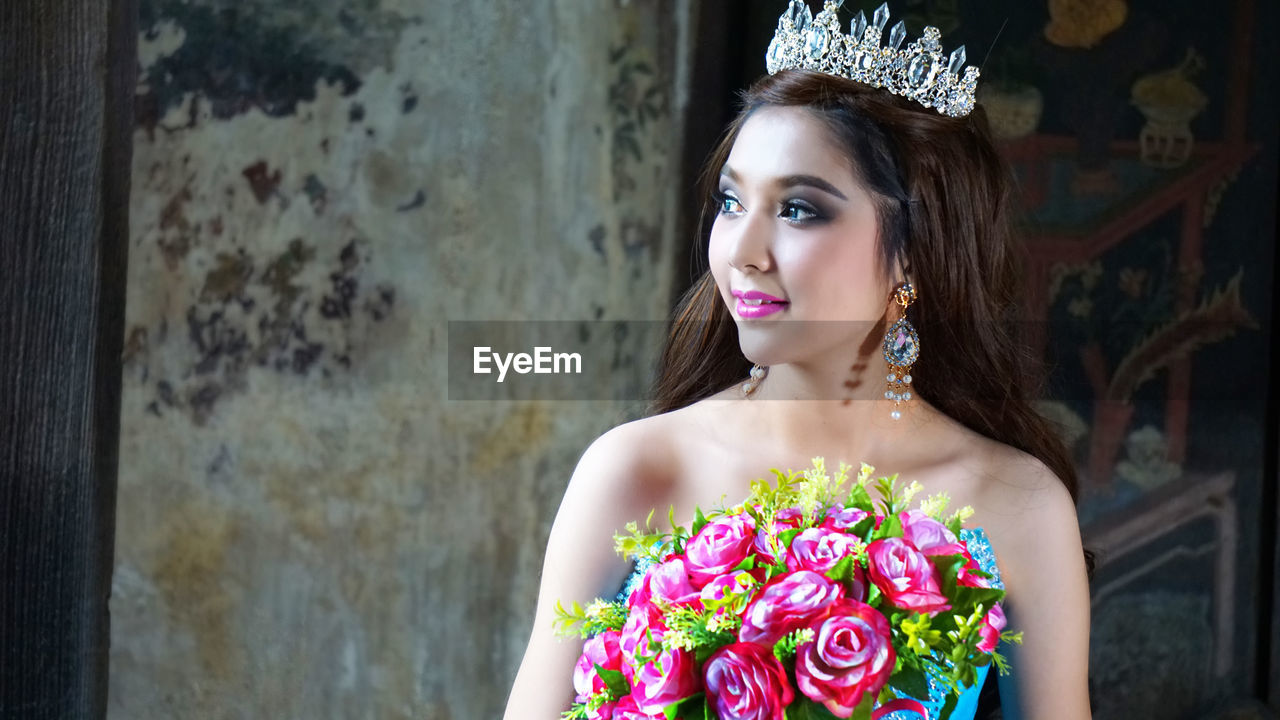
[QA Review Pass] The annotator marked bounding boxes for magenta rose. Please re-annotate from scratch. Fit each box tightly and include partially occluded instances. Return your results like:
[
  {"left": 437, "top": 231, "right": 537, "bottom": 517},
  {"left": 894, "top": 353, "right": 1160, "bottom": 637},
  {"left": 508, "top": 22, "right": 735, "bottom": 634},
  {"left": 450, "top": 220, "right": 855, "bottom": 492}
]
[
  {"left": 699, "top": 570, "right": 753, "bottom": 603},
  {"left": 751, "top": 508, "right": 804, "bottom": 565},
  {"left": 631, "top": 646, "right": 699, "bottom": 715},
  {"left": 788, "top": 528, "right": 867, "bottom": 602},
  {"left": 956, "top": 551, "right": 993, "bottom": 588},
  {"left": 625, "top": 567, "right": 654, "bottom": 610},
  {"left": 795, "top": 599, "right": 896, "bottom": 718},
  {"left": 866, "top": 538, "right": 951, "bottom": 614},
  {"left": 611, "top": 695, "right": 665, "bottom": 720},
  {"left": 899, "top": 509, "right": 965, "bottom": 556},
  {"left": 647, "top": 557, "right": 701, "bottom": 606},
  {"left": 700, "top": 570, "right": 755, "bottom": 619},
  {"left": 976, "top": 602, "right": 1007, "bottom": 653},
  {"left": 685, "top": 515, "right": 757, "bottom": 587},
  {"left": 574, "top": 630, "right": 625, "bottom": 706},
  {"left": 619, "top": 604, "right": 665, "bottom": 682},
  {"left": 739, "top": 570, "right": 843, "bottom": 645},
  {"left": 823, "top": 505, "right": 872, "bottom": 531},
  {"left": 703, "top": 642, "right": 795, "bottom": 720},
  {"left": 786, "top": 527, "right": 863, "bottom": 576}
]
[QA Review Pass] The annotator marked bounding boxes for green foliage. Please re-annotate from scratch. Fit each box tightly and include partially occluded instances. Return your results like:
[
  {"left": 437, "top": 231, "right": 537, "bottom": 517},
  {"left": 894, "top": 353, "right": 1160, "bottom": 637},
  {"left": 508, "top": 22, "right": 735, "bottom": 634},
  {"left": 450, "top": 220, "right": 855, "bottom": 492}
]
[
  {"left": 824, "top": 554, "right": 862, "bottom": 587},
  {"left": 560, "top": 704, "right": 588, "bottom": 719},
  {"left": 594, "top": 663, "right": 630, "bottom": 697},
  {"left": 660, "top": 604, "right": 737, "bottom": 654},
  {"left": 614, "top": 519, "right": 667, "bottom": 564},
  {"left": 785, "top": 699, "right": 847, "bottom": 720},
  {"left": 899, "top": 613, "right": 943, "bottom": 657},
  {"left": 663, "top": 693, "right": 710, "bottom": 720},
  {"left": 939, "top": 690, "right": 959, "bottom": 720},
  {"left": 888, "top": 663, "right": 930, "bottom": 700},
  {"left": 552, "top": 599, "right": 629, "bottom": 639}
]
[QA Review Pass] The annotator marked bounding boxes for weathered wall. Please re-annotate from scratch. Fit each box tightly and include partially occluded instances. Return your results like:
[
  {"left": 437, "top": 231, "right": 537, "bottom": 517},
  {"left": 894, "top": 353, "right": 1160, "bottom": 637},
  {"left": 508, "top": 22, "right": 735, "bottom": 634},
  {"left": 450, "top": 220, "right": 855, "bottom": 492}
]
[{"left": 112, "top": 1, "right": 695, "bottom": 717}]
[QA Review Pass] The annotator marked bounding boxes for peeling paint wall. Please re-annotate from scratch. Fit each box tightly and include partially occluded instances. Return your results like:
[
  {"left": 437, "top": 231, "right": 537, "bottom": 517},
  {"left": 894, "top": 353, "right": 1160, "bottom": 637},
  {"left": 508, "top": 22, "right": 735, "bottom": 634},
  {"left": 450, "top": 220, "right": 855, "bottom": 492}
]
[{"left": 113, "top": 1, "right": 695, "bottom": 717}]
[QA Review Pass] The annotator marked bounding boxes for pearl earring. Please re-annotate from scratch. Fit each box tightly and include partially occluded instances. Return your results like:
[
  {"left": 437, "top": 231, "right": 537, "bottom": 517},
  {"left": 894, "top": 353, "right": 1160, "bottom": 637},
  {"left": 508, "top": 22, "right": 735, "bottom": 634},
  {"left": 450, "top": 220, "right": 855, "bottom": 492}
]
[
  {"left": 741, "top": 364, "right": 767, "bottom": 397},
  {"left": 882, "top": 282, "right": 919, "bottom": 420}
]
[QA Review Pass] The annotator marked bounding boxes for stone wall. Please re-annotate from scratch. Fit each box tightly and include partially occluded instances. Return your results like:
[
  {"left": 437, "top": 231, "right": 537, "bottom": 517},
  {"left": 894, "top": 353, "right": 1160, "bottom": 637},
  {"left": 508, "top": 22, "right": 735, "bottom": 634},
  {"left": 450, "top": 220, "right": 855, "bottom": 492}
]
[{"left": 113, "top": 1, "right": 696, "bottom": 716}]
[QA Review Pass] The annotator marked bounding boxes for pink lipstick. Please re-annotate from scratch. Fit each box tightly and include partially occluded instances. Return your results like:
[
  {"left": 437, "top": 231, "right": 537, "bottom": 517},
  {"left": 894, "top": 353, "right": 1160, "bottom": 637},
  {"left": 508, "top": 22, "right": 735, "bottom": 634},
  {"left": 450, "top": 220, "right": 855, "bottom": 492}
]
[{"left": 732, "top": 289, "right": 789, "bottom": 319}]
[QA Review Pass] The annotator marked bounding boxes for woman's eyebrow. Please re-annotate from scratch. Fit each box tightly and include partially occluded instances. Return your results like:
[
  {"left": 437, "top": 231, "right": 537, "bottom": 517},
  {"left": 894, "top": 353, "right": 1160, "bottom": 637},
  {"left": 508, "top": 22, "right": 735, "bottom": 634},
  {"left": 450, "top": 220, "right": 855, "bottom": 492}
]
[{"left": 720, "top": 165, "right": 848, "bottom": 201}]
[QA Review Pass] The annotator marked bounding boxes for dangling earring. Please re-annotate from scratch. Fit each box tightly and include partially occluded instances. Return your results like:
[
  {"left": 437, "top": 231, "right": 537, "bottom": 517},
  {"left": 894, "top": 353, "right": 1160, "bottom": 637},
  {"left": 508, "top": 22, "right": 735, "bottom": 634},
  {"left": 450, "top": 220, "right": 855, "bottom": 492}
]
[
  {"left": 741, "top": 364, "right": 768, "bottom": 397},
  {"left": 882, "top": 282, "right": 919, "bottom": 420}
]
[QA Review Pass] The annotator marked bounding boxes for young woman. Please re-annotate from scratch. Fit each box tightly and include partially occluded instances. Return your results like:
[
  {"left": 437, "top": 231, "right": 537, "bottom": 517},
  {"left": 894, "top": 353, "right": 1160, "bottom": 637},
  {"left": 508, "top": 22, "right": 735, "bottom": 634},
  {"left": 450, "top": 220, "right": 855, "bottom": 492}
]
[{"left": 504, "top": 9, "right": 1093, "bottom": 719}]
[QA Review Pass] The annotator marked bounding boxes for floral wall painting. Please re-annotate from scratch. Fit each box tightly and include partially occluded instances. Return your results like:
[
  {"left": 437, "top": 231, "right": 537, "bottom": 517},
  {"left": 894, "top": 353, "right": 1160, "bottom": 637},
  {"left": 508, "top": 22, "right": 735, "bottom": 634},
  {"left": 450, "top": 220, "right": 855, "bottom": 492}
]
[{"left": 982, "top": 0, "right": 1270, "bottom": 712}]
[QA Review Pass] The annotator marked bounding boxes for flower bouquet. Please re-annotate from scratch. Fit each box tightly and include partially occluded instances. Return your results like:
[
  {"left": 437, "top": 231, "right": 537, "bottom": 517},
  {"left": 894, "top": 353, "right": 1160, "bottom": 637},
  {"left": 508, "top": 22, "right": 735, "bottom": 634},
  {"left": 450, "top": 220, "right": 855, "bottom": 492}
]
[{"left": 554, "top": 458, "right": 1021, "bottom": 720}]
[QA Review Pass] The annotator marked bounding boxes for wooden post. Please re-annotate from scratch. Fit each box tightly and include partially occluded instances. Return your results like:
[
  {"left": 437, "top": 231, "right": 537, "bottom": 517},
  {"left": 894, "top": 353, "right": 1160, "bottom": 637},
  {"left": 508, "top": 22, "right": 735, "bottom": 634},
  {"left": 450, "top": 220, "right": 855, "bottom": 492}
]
[{"left": 0, "top": 0, "right": 136, "bottom": 717}]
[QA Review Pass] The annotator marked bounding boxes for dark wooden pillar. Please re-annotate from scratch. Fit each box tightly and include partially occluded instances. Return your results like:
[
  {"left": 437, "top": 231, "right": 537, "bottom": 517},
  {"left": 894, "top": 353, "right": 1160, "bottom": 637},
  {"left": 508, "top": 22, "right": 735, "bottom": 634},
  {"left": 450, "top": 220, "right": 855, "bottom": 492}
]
[{"left": 0, "top": 0, "right": 136, "bottom": 717}]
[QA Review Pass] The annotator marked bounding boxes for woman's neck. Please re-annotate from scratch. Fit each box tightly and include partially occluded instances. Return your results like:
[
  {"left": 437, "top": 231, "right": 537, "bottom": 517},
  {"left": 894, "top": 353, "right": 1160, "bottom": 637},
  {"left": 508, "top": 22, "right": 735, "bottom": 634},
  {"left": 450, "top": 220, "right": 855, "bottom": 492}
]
[{"left": 740, "top": 359, "right": 929, "bottom": 459}]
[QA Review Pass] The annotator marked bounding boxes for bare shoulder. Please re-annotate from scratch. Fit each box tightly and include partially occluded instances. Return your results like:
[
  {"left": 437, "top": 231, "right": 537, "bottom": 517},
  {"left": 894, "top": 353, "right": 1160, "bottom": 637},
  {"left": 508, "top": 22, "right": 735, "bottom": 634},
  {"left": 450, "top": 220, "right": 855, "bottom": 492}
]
[
  {"left": 972, "top": 441, "right": 1086, "bottom": 606},
  {"left": 977, "top": 441, "right": 1079, "bottom": 527},
  {"left": 558, "top": 414, "right": 680, "bottom": 532}
]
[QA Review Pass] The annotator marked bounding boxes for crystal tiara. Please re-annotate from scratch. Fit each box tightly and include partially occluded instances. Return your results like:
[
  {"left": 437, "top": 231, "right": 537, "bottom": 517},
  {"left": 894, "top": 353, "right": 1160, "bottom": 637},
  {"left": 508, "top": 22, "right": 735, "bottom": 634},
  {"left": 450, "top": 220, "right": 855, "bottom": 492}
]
[{"left": 765, "top": 0, "right": 981, "bottom": 118}]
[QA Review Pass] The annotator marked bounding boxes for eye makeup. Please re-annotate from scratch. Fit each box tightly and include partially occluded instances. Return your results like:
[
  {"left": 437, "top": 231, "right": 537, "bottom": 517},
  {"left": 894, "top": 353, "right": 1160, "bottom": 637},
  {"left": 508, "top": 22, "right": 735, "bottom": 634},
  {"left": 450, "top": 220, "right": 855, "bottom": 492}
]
[{"left": 713, "top": 188, "right": 832, "bottom": 225}]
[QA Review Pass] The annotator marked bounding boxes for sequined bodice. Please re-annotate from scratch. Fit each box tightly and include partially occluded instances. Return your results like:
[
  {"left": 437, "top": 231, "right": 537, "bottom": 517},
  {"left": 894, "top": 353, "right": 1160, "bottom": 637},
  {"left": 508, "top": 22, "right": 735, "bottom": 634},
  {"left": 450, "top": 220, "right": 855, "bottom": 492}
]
[{"left": 616, "top": 527, "right": 1006, "bottom": 720}]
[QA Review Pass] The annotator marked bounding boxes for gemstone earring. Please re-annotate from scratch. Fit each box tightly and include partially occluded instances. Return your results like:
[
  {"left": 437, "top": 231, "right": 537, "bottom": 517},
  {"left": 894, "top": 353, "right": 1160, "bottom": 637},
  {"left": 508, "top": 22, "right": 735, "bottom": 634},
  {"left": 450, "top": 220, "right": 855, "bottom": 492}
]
[
  {"left": 882, "top": 282, "right": 919, "bottom": 420},
  {"left": 741, "top": 363, "right": 768, "bottom": 397}
]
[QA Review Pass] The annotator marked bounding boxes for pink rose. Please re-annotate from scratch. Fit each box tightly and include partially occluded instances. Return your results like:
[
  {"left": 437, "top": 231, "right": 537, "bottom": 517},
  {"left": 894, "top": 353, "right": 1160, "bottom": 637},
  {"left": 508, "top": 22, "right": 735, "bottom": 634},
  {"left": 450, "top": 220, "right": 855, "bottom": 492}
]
[
  {"left": 785, "top": 528, "right": 867, "bottom": 602},
  {"left": 700, "top": 570, "right": 755, "bottom": 619},
  {"left": 699, "top": 570, "right": 753, "bottom": 603},
  {"left": 685, "top": 515, "right": 757, "bottom": 587},
  {"left": 612, "top": 696, "right": 665, "bottom": 720},
  {"left": 976, "top": 603, "right": 1007, "bottom": 653},
  {"left": 786, "top": 527, "right": 863, "bottom": 576},
  {"left": 625, "top": 567, "right": 653, "bottom": 610},
  {"left": 956, "top": 551, "right": 992, "bottom": 588},
  {"left": 631, "top": 647, "right": 699, "bottom": 714},
  {"left": 866, "top": 538, "right": 951, "bottom": 614},
  {"left": 647, "top": 557, "right": 701, "bottom": 606},
  {"left": 574, "top": 630, "right": 625, "bottom": 703},
  {"left": 899, "top": 509, "right": 964, "bottom": 556},
  {"left": 620, "top": 605, "right": 665, "bottom": 681},
  {"left": 739, "top": 571, "right": 843, "bottom": 645},
  {"left": 795, "top": 599, "right": 896, "bottom": 718},
  {"left": 703, "top": 642, "right": 795, "bottom": 720},
  {"left": 823, "top": 506, "right": 872, "bottom": 531}
]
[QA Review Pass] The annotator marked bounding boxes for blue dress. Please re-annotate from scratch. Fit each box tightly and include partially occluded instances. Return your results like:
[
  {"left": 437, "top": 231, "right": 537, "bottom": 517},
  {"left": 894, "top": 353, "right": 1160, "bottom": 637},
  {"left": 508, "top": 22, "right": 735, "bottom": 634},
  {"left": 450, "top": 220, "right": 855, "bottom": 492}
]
[{"left": 615, "top": 527, "right": 1010, "bottom": 720}]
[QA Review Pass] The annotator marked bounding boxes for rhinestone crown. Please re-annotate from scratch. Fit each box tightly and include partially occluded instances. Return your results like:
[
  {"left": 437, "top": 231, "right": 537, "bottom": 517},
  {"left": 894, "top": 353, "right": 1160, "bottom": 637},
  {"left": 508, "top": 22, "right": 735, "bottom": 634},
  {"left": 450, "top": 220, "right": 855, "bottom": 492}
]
[{"left": 765, "top": 0, "right": 980, "bottom": 118}]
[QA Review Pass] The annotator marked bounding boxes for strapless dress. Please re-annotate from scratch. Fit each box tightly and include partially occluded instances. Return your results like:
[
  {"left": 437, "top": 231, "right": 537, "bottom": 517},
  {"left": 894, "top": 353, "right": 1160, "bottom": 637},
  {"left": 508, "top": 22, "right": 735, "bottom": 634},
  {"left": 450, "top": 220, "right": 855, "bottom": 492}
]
[{"left": 615, "top": 527, "right": 1008, "bottom": 720}]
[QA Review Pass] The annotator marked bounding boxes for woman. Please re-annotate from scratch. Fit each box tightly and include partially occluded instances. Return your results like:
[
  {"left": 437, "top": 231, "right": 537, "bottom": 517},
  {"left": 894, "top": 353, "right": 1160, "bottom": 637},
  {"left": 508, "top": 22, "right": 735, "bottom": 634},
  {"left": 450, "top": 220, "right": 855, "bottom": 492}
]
[{"left": 504, "top": 5, "right": 1093, "bottom": 718}]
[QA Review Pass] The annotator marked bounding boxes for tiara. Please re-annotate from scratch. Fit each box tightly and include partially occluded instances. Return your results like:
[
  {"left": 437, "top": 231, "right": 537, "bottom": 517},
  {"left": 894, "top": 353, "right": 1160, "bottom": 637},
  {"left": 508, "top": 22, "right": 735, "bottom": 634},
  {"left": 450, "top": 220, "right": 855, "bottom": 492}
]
[{"left": 765, "top": 0, "right": 980, "bottom": 118}]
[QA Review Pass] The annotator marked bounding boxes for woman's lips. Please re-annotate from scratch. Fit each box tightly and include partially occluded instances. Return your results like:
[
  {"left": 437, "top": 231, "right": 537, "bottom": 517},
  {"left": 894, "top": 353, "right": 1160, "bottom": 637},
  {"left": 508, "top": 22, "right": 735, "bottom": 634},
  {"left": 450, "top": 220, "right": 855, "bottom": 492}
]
[
  {"left": 731, "top": 289, "right": 788, "bottom": 319},
  {"left": 734, "top": 297, "right": 788, "bottom": 318},
  {"left": 734, "top": 289, "right": 786, "bottom": 302}
]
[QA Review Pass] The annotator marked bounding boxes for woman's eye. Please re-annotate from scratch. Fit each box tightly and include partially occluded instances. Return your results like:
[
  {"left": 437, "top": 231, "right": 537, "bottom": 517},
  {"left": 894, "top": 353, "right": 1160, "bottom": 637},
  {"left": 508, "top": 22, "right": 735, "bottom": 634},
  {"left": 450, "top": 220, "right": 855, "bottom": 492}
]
[
  {"left": 715, "top": 192, "right": 743, "bottom": 215},
  {"left": 781, "top": 201, "right": 820, "bottom": 223}
]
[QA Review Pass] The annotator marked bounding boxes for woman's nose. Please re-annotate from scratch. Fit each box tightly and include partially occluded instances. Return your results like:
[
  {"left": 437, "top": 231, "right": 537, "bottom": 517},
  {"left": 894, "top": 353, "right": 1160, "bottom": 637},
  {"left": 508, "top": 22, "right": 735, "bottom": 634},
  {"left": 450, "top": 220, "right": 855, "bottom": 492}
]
[{"left": 727, "top": 205, "right": 774, "bottom": 273}]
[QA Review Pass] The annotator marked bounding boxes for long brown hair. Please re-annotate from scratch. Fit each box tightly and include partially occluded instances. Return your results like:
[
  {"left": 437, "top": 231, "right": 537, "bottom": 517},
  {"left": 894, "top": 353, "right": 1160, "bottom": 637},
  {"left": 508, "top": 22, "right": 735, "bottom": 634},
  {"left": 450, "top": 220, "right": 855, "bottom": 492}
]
[{"left": 648, "top": 70, "right": 1094, "bottom": 581}]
